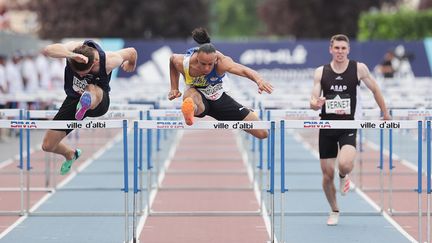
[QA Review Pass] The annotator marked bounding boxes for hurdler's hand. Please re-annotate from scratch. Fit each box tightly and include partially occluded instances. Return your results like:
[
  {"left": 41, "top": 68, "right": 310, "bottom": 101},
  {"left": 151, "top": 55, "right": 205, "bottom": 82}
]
[
  {"left": 168, "top": 89, "right": 182, "bottom": 100},
  {"left": 121, "top": 60, "right": 136, "bottom": 72},
  {"left": 310, "top": 96, "right": 326, "bottom": 110},
  {"left": 257, "top": 80, "right": 273, "bottom": 94},
  {"left": 69, "top": 53, "right": 88, "bottom": 64},
  {"left": 382, "top": 111, "right": 392, "bottom": 120}
]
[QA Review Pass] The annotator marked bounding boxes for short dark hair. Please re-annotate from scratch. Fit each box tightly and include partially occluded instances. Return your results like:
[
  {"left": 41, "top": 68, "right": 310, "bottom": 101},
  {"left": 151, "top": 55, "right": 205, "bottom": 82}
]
[
  {"left": 197, "top": 43, "right": 216, "bottom": 54},
  {"left": 68, "top": 45, "right": 95, "bottom": 71},
  {"left": 330, "top": 34, "right": 349, "bottom": 46}
]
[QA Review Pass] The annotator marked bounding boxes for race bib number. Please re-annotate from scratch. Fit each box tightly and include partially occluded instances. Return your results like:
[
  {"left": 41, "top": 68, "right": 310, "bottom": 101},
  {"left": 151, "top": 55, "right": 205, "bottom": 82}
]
[
  {"left": 72, "top": 76, "right": 88, "bottom": 94},
  {"left": 198, "top": 83, "right": 224, "bottom": 100},
  {"left": 325, "top": 95, "right": 351, "bottom": 114}
]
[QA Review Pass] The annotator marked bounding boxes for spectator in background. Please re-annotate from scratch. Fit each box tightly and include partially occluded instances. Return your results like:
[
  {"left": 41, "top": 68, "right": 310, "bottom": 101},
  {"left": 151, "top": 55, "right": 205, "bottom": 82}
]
[
  {"left": 0, "top": 54, "right": 7, "bottom": 104},
  {"left": 21, "top": 51, "right": 40, "bottom": 109},
  {"left": 0, "top": 54, "right": 9, "bottom": 141},
  {"left": 5, "top": 52, "right": 24, "bottom": 109},
  {"left": 50, "top": 58, "right": 65, "bottom": 90},
  {"left": 36, "top": 53, "right": 52, "bottom": 90},
  {"left": 376, "top": 51, "right": 396, "bottom": 78},
  {"left": 0, "top": 1, "right": 10, "bottom": 31},
  {"left": 35, "top": 53, "right": 52, "bottom": 110}
]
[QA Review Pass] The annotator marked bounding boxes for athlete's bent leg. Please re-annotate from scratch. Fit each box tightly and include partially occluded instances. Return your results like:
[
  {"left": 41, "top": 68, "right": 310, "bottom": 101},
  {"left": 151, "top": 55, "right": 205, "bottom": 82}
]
[
  {"left": 85, "top": 84, "right": 103, "bottom": 110},
  {"left": 42, "top": 130, "right": 76, "bottom": 161},
  {"left": 337, "top": 145, "right": 356, "bottom": 176},
  {"left": 242, "top": 111, "right": 268, "bottom": 139},
  {"left": 182, "top": 88, "right": 205, "bottom": 125}
]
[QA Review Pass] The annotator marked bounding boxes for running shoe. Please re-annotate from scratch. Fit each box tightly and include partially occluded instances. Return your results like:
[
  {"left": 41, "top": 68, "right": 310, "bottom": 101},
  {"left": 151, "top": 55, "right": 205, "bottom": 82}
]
[
  {"left": 327, "top": 211, "right": 339, "bottom": 226},
  {"left": 75, "top": 91, "right": 92, "bottom": 120},
  {"left": 181, "top": 97, "right": 195, "bottom": 126},
  {"left": 60, "top": 149, "right": 82, "bottom": 175},
  {"left": 340, "top": 174, "right": 351, "bottom": 196}
]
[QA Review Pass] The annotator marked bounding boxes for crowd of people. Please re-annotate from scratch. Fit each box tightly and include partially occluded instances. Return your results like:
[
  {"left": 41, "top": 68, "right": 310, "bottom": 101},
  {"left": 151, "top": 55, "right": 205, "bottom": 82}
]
[
  {"left": 0, "top": 51, "right": 65, "bottom": 141},
  {"left": 0, "top": 51, "right": 65, "bottom": 107}
]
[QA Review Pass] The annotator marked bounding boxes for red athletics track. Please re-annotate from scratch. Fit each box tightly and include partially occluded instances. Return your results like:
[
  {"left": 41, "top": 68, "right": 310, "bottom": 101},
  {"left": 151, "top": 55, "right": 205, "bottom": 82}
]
[
  {"left": 0, "top": 129, "right": 121, "bottom": 235},
  {"left": 139, "top": 129, "right": 270, "bottom": 243},
  {"left": 298, "top": 129, "right": 427, "bottom": 242}
]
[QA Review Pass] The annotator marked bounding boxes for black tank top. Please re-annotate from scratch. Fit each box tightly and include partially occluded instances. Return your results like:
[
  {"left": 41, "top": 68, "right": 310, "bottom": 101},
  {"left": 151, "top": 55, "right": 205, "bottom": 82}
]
[
  {"left": 320, "top": 60, "right": 359, "bottom": 120},
  {"left": 64, "top": 40, "right": 111, "bottom": 98}
]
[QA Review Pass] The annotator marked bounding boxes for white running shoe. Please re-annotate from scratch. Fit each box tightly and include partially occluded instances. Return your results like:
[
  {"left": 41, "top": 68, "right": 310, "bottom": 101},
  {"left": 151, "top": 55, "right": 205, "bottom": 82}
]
[
  {"left": 327, "top": 211, "right": 339, "bottom": 226},
  {"left": 340, "top": 174, "right": 350, "bottom": 196}
]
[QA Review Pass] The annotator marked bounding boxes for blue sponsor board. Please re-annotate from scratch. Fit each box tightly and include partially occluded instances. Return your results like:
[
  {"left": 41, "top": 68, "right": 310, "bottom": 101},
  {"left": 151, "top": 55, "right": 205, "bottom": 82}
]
[{"left": 118, "top": 39, "right": 431, "bottom": 80}]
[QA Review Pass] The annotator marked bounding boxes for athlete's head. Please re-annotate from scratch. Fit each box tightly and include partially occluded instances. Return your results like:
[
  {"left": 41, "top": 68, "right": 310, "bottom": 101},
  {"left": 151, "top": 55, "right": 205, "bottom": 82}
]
[
  {"left": 68, "top": 45, "right": 96, "bottom": 76},
  {"left": 192, "top": 27, "right": 217, "bottom": 75},
  {"left": 329, "top": 34, "right": 350, "bottom": 63}
]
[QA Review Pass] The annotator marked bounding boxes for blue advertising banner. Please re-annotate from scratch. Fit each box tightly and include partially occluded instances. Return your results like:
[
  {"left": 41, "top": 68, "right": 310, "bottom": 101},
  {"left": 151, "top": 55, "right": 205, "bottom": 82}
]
[{"left": 116, "top": 39, "right": 431, "bottom": 81}]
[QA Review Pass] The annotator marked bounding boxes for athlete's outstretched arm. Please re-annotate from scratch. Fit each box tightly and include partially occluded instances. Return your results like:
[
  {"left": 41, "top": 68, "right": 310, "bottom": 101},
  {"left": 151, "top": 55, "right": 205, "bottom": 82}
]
[
  {"left": 217, "top": 52, "right": 273, "bottom": 94},
  {"left": 105, "top": 48, "right": 138, "bottom": 74},
  {"left": 41, "top": 41, "right": 88, "bottom": 64},
  {"left": 358, "top": 62, "right": 391, "bottom": 120},
  {"left": 168, "top": 54, "right": 183, "bottom": 100},
  {"left": 310, "top": 66, "right": 325, "bottom": 110}
]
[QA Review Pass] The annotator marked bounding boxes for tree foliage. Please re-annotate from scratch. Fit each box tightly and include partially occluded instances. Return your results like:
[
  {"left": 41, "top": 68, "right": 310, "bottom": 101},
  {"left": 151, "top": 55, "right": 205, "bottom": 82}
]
[
  {"left": 358, "top": 10, "right": 432, "bottom": 40},
  {"left": 212, "top": 0, "right": 263, "bottom": 38},
  {"left": 29, "top": 0, "right": 209, "bottom": 39},
  {"left": 258, "top": 0, "right": 382, "bottom": 39}
]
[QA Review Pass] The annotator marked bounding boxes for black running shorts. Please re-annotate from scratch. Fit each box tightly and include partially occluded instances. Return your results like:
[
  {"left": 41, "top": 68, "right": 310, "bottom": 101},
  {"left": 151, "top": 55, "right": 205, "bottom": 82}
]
[
  {"left": 318, "top": 129, "right": 357, "bottom": 159},
  {"left": 196, "top": 92, "right": 250, "bottom": 121},
  {"left": 52, "top": 91, "right": 110, "bottom": 134}
]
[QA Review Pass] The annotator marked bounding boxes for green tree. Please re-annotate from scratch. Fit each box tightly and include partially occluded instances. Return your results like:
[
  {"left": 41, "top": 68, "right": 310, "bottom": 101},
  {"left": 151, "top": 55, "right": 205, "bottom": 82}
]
[
  {"left": 358, "top": 10, "right": 432, "bottom": 40},
  {"left": 211, "top": 0, "right": 263, "bottom": 38}
]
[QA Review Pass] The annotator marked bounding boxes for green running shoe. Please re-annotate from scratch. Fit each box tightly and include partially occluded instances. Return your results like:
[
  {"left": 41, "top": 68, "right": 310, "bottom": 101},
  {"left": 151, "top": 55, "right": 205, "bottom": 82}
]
[{"left": 60, "top": 149, "right": 82, "bottom": 175}]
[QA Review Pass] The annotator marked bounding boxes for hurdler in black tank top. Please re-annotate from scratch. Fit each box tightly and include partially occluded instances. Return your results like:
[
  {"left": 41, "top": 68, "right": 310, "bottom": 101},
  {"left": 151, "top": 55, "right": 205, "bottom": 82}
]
[
  {"left": 320, "top": 60, "right": 360, "bottom": 120},
  {"left": 64, "top": 40, "right": 112, "bottom": 99}
]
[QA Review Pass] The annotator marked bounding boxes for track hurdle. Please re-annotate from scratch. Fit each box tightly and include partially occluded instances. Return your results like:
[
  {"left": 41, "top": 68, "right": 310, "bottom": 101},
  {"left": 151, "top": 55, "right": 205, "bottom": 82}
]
[
  {"left": 26, "top": 109, "right": 142, "bottom": 191},
  {"left": 277, "top": 119, "right": 422, "bottom": 243},
  {"left": 133, "top": 120, "right": 275, "bottom": 243},
  {"left": 0, "top": 119, "right": 130, "bottom": 243}
]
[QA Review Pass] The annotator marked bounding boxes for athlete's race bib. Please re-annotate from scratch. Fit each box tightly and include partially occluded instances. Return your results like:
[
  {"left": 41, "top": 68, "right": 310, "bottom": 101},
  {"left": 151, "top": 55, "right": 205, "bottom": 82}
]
[
  {"left": 198, "top": 83, "right": 224, "bottom": 100},
  {"left": 325, "top": 95, "right": 351, "bottom": 115},
  {"left": 72, "top": 76, "right": 88, "bottom": 94}
]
